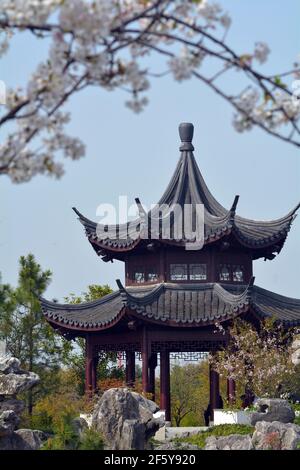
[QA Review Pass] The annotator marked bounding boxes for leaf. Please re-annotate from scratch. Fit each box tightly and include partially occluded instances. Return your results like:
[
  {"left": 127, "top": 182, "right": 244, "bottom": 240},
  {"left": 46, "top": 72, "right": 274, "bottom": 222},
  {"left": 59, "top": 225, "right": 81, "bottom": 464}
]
[{"left": 273, "top": 75, "right": 287, "bottom": 89}]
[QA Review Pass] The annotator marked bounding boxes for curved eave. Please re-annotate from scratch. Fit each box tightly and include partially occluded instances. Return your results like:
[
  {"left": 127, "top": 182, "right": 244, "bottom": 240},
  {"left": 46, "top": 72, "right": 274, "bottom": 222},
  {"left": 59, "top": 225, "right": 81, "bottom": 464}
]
[
  {"left": 43, "top": 312, "right": 126, "bottom": 333},
  {"left": 40, "top": 293, "right": 126, "bottom": 332},
  {"left": 40, "top": 280, "right": 300, "bottom": 334},
  {"left": 74, "top": 204, "right": 298, "bottom": 258},
  {"left": 250, "top": 285, "right": 300, "bottom": 327}
]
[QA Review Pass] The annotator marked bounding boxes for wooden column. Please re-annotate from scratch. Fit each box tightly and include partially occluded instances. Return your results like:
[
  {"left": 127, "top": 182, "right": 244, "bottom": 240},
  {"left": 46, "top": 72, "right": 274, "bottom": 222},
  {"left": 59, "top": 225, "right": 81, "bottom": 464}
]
[
  {"left": 227, "top": 378, "right": 236, "bottom": 405},
  {"left": 149, "top": 353, "right": 157, "bottom": 401},
  {"left": 125, "top": 351, "right": 136, "bottom": 388},
  {"left": 209, "top": 365, "right": 220, "bottom": 421},
  {"left": 85, "top": 334, "right": 94, "bottom": 395},
  {"left": 160, "top": 350, "right": 171, "bottom": 422},
  {"left": 141, "top": 327, "right": 150, "bottom": 394},
  {"left": 92, "top": 356, "right": 98, "bottom": 392}
]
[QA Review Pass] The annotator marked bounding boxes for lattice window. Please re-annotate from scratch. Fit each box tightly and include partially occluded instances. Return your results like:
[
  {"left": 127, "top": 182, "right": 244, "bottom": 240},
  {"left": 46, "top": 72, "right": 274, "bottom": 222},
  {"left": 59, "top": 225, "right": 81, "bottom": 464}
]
[
  {"left": 94, "top": 343, "right": 140, "bottom": 354},
  {"left": 219, "top": 264, "right": 231, "bottom": 281},
  {"left": 170, "top": 264, "right": 188, "bottom": 281},
  {"left": 169, "top": 352, "right": 209, "bottom": 362},
  {"left": 133, "top": 268, "right": 145, "bottom": 283},
  {"left": 147, "top": 268, "right": 159, "bottom": 282},
  {"left": 152, "top": 340, "right": 226, "bottom": 353},
  {"left": 189, "top": 263, "right": 207, "bottom": 281},
  {"left": 233, "top": 265, "right": 244, "bottom": 282}
]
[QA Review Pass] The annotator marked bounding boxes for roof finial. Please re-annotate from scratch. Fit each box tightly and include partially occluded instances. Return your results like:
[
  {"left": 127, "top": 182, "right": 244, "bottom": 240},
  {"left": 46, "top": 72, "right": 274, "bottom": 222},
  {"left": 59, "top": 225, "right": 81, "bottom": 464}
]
[{"left": 179, "top": 122, "right": 194, "bottom": 151}]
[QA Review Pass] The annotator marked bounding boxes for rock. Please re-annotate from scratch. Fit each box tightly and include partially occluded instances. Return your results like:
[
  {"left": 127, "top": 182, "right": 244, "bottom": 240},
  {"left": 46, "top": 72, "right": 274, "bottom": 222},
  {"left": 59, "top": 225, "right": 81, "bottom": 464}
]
[
  {"left": 0, "top": 429, "right": 47, "bottom": 450},
  {"left": 0, "top": 410, "right": 20, "bottom": 436},
  {"left": 0, "top": 356, "right": 45, "bottom": 450},
  {"left": 71, "top": 417, "right": 88, "bottom": 437},
  {"left": 0, "top": 398, "right": 25, "bottom": 415},
  {"left": 252, "top": 421, "right": 300, "bottom": 450},
  {"left": 0, "top": 371, "right": 40, "bottom": 396},
  {"left": 204, "top": 434, "right": 253, "bottom": 450},
  {"left": 0, "top": 356, "right": 40, "bottom": 397},
  {"left": 92, "top": 388, "right": 163, "bottom": 450},
  {"left": 15, "top": 429, "right": 47, "bottom": 450},
  {"left": 79, "top": 413, "right": 92, "bottom": 428},
  {"left": 0, "top": 357, "right": 21, "bottom": 375},
  {"left": 291, "top": 337, "right": 300, "bottom": 366},
  {"left": 250, "top": 399, "right": 295, "bottom": 425},
  {"left": 156, "top": 441, "right": 200, "bottom": 450}
]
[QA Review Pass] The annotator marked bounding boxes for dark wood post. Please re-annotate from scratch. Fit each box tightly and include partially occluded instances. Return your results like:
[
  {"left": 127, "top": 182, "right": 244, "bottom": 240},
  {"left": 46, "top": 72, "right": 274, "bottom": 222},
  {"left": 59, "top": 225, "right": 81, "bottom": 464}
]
[
  {"left": 92, "top": 356, "right": 98, "bottom": 392},
  {"left": 125, "top": 351, "right": 136, "bottom": 388},
  {"left": 227, "top": 378, "right": 236, "bottom": 405},
  {"left": 149, "top": 353, "right": 157, "bottom": 401},
  {"left": 209, "top": 365, "right": 220, "bottom": 422},
  {"left": 85, "top": 334, "right": 94, "bottom": 395},
  {"left": 160, "top": 350, "right": 171, "bottom": 422},
  {"left": 141, "top": 327, "right": 150, "bottom": 394}
]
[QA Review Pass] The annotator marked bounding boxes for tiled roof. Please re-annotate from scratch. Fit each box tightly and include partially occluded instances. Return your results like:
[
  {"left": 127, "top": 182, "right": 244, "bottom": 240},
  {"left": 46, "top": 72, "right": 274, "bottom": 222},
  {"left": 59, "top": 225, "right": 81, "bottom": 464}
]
[
  {"left": 40, "top": 280, "right": 300, "bottom": 332},
  {"left": 73, "top": 123, "right": 299, "bottom": 259}
]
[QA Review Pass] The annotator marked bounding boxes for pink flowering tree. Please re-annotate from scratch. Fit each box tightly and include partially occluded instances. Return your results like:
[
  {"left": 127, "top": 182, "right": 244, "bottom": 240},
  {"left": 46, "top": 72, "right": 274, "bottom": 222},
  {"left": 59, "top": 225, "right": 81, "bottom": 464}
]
[
  {"left": 0, "top": 1, "right": 300, "bottom": 182},
  {"left": 212, "top": 318, "right": 296, "bottom": 400}
]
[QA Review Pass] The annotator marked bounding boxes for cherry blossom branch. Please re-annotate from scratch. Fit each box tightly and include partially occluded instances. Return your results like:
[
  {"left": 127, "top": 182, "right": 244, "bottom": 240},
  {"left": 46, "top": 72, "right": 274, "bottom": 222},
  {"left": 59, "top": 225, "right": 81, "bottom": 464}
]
[{"left": 0, "top": 0, "right": 299, "bottom": 183}]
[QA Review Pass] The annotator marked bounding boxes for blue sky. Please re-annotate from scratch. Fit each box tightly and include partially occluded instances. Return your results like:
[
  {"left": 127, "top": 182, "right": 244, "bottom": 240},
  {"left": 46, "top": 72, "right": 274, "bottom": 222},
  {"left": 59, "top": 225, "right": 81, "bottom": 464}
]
[{"left": 0, "top": 0, "right": 299, "bottom": 301}]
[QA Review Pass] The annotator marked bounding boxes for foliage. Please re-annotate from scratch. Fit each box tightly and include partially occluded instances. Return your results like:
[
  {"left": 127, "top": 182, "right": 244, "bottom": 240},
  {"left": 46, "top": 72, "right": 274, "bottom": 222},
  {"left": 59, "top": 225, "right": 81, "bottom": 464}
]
[
  {"left": 30, "top": 371, "right": 104, "bottom": 450},
  {"left": 78, "top": 428, "right": 104, "bottom": 450},
  {"left": 171, "top": 363, "right": 202, "bottom": 426},
  {"left": 169, "top": 360, "right": 228, "bottom": 426},
  {"left": 65, "top": 284, "right": 112, "bottom": 304},
  {"left": 65, "top": 284, "right": 122, "bottom": 395},
  {"left": 99, "top": 377, "right": 125, "bottom": 392},
  {"left": 0, "top": 1, "right": 299, "bottom": 183},
  {"left": 20, "top": 368, "right": 92, "bottom": 433},
  {"left": 295, "top": 417, "right": 300, "bottom": 426},
  {"left": 212, "top": 318, "right": 296, "bottom": 400},
  {"left": 280, "top": 364, "right": 300, "bottom": 399},
  {"left": 170, "top": 362, "right": 206, "bottom": 426},
  {"left": 179, "top": 424, "right": 254, "bottom": 449},
  {"left": 0, "top": 254, "right": 72, "bottom": 413},
  {"left": 43, "top": 423, "right": 104, "bottom": 451},
  {"left": 42, "top": 413, "right": 80, "bottom": 450}
]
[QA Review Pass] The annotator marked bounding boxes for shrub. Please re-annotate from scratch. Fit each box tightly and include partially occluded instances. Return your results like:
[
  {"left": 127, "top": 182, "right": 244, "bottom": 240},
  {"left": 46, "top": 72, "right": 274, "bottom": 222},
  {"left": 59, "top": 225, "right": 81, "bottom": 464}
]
[
  {"left": 42, "top": 413, "right": 80, "bottom": 450},
  {"left": 78, "top": 428, "right": 104, "bottom": 450},
  {"left": 294, "top": 415, "right": 300, "bottom": 426}
]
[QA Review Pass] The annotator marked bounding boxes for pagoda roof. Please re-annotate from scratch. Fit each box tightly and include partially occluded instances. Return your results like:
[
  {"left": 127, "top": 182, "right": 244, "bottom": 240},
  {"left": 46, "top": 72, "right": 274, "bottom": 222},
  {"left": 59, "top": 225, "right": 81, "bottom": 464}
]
[
  {"left": 40, "top": 280, "right": 300, "bottom": 334},
  {"left": 73, "top": 123, "right": 299, "bottom": 261}
]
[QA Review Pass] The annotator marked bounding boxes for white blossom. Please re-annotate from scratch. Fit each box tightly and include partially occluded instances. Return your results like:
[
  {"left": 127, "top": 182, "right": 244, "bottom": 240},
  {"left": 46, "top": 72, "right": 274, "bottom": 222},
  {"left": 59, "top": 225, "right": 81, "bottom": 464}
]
[
  {"left": 254, "top": 42, "right": 270, "bottom": 65},
  {"left": 169, "top": 47, "right": 205, "bottom": 82},
  {"left": 0, "top": 1, "right": 297, "bottom": 183}
]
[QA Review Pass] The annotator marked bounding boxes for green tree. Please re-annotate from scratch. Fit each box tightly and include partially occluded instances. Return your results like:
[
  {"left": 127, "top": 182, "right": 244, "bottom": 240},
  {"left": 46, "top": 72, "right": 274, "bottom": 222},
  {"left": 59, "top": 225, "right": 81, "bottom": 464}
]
[
  {"left": 170, "top": 360, "right": 228, "bottom": 426},
  {"left": 65, "top": 284, "right": 122, "bottom": 395},
  {"left": 0, "top": 254, "right": 72, "bottom": 414},
  {"left": 171, "top": 362, "right": 210, "bottom": 426}
]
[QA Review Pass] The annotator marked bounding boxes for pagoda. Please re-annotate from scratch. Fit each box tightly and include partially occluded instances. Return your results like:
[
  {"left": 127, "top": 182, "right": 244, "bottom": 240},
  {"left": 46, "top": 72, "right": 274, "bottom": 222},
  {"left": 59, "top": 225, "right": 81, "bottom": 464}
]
[{"left": 41, "top": 123, "right": 300, "bottom": 422}]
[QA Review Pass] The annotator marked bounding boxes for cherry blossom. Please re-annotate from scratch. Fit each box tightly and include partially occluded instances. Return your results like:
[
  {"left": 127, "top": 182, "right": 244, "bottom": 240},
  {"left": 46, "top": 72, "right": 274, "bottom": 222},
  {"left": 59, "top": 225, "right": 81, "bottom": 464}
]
[
  {"left": 212, "top": 318, "right": 296, "bottom": 400},
  {"left": 0, "top": 1, "right": 299, "bottom": 183}
]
